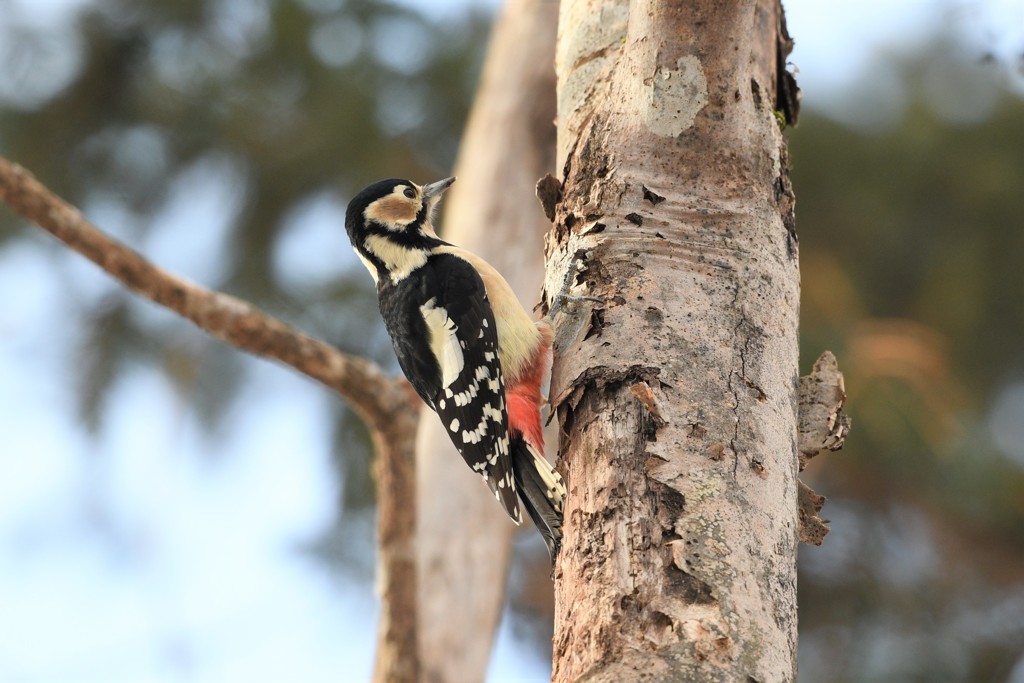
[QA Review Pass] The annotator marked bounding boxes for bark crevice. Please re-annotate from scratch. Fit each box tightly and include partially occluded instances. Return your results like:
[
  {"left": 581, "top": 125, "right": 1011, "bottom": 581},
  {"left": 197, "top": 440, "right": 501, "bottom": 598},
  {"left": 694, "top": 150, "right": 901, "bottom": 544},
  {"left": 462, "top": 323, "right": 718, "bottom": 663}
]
[{"left": 550, "top": 1, "right": 801, "bottom": 679}]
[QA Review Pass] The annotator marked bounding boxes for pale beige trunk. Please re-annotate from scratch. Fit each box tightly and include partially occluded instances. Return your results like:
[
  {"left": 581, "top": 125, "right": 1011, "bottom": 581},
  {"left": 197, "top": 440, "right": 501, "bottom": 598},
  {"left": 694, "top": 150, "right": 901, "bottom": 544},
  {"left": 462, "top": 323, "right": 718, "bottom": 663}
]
[
  {"left": 544, "top": 0, "right": 800, "bottom": 680},
  {"left": 371, "top": 406, "right": 421, "bottom": 683},
  {"left": 415, "top": 1, "right": 557, "bottom": 680}
]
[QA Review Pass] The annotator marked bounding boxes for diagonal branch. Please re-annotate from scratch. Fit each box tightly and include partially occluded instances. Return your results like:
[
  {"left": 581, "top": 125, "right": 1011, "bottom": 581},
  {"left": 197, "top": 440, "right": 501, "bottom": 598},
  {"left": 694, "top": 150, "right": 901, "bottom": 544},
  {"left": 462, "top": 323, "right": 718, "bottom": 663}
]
[
  {"left": 0, "top": 154, "right": 421, "bottom": 683},
  {"left": 0, "top": 156, "right": 415, "bottom": 427}
]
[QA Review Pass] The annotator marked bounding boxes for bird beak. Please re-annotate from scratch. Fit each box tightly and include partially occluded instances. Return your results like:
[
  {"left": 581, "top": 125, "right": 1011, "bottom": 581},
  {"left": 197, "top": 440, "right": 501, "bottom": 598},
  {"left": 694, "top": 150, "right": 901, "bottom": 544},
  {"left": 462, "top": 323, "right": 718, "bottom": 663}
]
[{"left": 422, "top": 176, "right": 456, "bottom": 199}]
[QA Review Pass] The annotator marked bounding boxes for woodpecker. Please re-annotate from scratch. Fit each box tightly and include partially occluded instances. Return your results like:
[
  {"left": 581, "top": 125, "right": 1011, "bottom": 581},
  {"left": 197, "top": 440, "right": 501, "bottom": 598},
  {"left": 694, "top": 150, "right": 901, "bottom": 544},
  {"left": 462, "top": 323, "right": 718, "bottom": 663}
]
[{"left": 345, "top": 176, "right": 565, "bottom": 561}]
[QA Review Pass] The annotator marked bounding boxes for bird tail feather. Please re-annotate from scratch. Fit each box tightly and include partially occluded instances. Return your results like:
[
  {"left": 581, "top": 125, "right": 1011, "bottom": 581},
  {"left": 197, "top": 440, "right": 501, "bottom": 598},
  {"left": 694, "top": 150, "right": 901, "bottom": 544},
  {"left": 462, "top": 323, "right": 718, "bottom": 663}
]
[{"left": 511, "top": 438, "right": 565, "bottom": 565}]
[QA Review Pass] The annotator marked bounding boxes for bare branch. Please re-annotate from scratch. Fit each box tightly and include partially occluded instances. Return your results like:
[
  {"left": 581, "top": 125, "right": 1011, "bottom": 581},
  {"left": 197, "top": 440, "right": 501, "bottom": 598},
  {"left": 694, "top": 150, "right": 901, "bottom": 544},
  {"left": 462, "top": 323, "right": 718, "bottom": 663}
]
[
  {"left": 0, "top": 154, "right": 421, "bottom": 682},
  {"left": 0, "top": 155, "right": 416, "bottom": 427}
]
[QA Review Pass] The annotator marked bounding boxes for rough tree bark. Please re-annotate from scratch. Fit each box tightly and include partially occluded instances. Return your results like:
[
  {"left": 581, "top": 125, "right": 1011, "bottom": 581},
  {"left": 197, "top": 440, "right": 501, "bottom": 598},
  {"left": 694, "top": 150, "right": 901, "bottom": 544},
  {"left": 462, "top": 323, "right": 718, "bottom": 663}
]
[
  {"left": 542, "top": 1, "right": 801, "bottom": 679},
  {"left": 415, "top": 0, "right": 558, "bottom": 680}
]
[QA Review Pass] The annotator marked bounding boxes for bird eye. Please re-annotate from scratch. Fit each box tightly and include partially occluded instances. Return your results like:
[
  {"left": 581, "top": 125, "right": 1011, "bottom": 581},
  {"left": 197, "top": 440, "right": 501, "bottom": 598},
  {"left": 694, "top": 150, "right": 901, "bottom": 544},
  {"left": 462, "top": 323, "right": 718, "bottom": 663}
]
[{"left": 404, "top": 187, "right": 416, "bottom": 199}]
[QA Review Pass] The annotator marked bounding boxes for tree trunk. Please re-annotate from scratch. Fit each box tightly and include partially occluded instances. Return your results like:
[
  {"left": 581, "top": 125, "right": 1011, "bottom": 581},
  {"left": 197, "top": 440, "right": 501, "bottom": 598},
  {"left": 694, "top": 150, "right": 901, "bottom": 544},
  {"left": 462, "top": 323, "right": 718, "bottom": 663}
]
[
  {"left": 415, "top": 0, "right": 558, "bottom": 680},
  {"left": 544, "top": 0, "right": 800, "bottom": 680},
  {"left": 371, "top": 401, "right": 421, "bottom": 683}
]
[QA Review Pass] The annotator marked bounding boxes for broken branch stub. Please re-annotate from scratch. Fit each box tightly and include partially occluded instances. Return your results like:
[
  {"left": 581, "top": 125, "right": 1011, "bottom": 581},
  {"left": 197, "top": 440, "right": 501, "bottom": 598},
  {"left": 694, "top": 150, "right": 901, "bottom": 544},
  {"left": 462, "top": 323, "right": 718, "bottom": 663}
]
[
  {"left": 796, "top": 350, "right": 851, "bottom": 546},
  {"left": 798, "top": 350, "right": 850, "bottom": 470},
  {"left": 797, "top": 480, "right": 829, "bottom": 545}
]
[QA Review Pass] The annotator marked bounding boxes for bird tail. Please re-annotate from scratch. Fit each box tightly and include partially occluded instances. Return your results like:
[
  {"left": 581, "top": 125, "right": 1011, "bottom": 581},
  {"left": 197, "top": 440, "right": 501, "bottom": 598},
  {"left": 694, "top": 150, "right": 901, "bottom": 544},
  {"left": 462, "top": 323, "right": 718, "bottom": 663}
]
[
  {"left": 511, "top": 438, "right": 565, "bottom": 565},
  {"left": 486, "top": 453, "right": 523, "bottom": 525}
]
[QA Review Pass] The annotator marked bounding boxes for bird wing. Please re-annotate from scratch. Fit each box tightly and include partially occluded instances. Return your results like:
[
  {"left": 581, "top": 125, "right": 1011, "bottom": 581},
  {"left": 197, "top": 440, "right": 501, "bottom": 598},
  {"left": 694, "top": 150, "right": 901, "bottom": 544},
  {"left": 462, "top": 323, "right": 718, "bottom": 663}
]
[{"left": 407, "top": 253, "right": 521, "bottom": 524}]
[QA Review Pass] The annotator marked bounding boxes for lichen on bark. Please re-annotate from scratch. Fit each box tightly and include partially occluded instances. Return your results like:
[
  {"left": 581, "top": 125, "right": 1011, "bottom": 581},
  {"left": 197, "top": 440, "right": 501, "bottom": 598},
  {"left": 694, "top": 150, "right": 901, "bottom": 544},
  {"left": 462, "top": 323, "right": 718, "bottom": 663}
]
[{"left": 546, "top": 1, "right": 802, "bottom": 680}]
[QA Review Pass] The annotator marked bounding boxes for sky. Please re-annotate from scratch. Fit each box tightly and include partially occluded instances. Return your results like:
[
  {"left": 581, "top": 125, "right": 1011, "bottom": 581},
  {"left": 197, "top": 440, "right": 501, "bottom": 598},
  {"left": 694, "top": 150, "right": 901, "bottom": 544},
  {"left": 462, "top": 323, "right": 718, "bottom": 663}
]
[{"left": 1, "top": 1, "right": 1022, "bottom": 682}]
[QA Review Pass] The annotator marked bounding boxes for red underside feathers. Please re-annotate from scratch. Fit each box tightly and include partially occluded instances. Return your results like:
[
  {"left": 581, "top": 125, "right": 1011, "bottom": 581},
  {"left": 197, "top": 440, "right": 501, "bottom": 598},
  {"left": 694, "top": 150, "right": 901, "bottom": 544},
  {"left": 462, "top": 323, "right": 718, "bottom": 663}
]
[{"left": 506, "top": 323, "right": 552, "bottom": 451}]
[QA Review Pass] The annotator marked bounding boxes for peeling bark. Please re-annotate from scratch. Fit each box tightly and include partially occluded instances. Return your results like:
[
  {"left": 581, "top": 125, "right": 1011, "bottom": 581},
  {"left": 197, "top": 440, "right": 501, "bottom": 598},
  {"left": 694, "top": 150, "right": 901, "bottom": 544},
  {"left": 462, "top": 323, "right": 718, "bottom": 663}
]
[
  {"left": 796, "top": 350, "right": 851, "bottom": 546},
  {"left": 546, "top": 1, "right": 800, "bottom": 680},
  {"left": 414, "top": 0, "right": 558, "bottom": 680},
  {"left": 797, "top": 480, "right": 829, "bottom": 547},
  {"left": 797, "top": 350, "right": 850, "bottom": 470}
]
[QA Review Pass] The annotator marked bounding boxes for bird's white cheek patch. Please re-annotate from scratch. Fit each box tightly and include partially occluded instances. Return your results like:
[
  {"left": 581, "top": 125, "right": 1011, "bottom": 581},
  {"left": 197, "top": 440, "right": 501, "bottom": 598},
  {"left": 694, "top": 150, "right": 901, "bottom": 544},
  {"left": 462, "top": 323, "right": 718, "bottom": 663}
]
[{"left": 420, "top": 298, "right": 464, "bottom": 388}]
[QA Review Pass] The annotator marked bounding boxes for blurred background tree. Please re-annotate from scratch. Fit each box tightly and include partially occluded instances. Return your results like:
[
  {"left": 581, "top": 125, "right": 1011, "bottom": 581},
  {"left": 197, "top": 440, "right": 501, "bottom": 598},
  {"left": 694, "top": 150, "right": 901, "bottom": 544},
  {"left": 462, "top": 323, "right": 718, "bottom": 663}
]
[
  {"left": 1, "top": 0, "right": 1023, "bottom": 680},
  {"left": 794, "top": 30, "right": 1024, "bottom": 682},
  {"left": 1, "top": 0, "right": 489, "bottom": 558}
]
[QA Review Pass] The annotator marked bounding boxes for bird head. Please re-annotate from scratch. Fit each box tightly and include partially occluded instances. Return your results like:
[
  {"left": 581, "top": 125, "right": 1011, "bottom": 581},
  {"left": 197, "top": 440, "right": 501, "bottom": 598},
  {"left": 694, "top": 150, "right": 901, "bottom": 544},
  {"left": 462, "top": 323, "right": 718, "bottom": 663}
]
[{"left": 345, "top": 176, "right": 455, "bottom": 283}]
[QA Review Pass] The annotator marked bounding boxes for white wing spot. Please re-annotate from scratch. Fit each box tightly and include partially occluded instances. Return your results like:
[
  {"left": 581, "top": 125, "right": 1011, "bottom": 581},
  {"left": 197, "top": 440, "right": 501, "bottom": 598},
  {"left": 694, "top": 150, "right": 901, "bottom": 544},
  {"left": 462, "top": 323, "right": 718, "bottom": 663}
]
[
  {"left": 482, "top": 404, "right": 503, "bottom": 423},
  {"left": 449, "top": 418, "right": 460, "bottom": 432},
  {"left": 420, "top": 298, "right": 465, "bottom": 389}
]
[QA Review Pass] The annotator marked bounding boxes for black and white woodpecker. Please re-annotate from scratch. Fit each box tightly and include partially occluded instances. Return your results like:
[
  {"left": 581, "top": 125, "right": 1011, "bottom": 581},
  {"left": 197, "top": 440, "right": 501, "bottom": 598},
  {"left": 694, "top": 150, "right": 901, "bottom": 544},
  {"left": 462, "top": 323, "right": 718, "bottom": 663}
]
[{"left": 344, "top": 177, "right": 565, "bottom": 561}]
